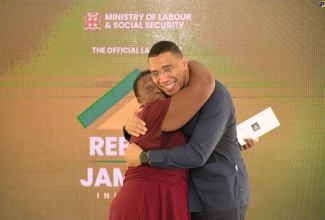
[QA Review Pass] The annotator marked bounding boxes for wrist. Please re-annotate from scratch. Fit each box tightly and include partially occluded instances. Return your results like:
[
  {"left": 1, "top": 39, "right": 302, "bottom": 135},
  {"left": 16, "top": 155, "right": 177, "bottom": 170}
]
[{"left": 139, "top": 150, "right": 150, "bottom": 166}]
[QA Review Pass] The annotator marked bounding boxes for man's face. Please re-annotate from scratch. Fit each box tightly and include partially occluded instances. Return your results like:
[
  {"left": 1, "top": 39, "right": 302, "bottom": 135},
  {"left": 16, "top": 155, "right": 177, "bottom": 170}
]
[
  {"left": 136, "top": 74, "right": 167, "bottom": 106},
  {"left": 148, "top": 52, "right": 188, "bottom": 96}
]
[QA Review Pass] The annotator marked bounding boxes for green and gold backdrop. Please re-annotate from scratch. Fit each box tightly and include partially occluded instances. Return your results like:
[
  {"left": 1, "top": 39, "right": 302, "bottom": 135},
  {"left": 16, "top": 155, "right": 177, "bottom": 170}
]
[{"left": 1, "top": 1, "right": 324, "bottom": 219}]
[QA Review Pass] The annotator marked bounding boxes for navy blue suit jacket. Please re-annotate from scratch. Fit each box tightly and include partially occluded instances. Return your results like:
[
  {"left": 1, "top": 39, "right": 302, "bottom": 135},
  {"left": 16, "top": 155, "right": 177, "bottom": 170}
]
[{"left": 149, "top": 80, "right": 250, "bottom": 212}]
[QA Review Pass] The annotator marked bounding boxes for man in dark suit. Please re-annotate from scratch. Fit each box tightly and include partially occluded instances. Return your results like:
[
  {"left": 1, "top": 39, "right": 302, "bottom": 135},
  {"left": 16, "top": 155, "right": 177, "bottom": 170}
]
[{"left": 124, "top": 41, "right": 256, "bottom": 220}]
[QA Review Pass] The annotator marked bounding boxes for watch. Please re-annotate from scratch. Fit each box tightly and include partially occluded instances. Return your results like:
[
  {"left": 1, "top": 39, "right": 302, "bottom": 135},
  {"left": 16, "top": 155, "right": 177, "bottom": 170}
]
[{"left": 139, "top": 150, "right": 150, "bottom": 165}]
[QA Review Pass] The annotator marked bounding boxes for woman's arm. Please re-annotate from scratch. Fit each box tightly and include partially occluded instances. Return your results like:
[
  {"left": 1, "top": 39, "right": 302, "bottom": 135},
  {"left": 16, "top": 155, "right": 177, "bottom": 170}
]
[{"left": 161, "top": 60, "right": 215, "bottom": 131}]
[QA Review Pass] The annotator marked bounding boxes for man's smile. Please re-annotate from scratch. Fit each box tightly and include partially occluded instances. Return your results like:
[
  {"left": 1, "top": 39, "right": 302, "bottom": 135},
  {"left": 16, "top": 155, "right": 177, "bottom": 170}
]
[{"left": 163, "top": 81, "right": 176, "bottom": 90}]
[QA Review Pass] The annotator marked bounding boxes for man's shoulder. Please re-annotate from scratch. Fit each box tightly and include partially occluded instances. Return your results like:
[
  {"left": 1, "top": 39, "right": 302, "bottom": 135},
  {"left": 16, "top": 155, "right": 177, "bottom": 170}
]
[
  {"left": 209, "top": 80, "right": 229, "bottom": 99},
  {"left": 201, "top": 80, "right": 233, "bottom": 109},
  {"left": 214, "top": 80, "right": 228, "bottom": 92}
]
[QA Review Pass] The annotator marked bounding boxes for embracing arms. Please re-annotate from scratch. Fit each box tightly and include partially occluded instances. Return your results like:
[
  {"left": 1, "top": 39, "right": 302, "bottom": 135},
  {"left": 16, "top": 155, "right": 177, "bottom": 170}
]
[
  {"left": 161, "top": 60, "right": 215, "bottom": 131},
  {"left": 124, "top": 60, "right": 214, "bottom": 136}
]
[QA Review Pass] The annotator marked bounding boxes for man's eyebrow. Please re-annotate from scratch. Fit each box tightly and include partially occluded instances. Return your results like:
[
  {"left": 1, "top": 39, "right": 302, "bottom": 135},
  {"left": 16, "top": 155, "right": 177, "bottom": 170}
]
[{"left": 162, "top": 64, "right": 173, "bottom": 68}]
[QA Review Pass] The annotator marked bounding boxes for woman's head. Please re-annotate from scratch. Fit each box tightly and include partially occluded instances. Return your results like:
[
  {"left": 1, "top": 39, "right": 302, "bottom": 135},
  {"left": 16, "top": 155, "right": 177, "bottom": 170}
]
[{"left": 133, "top": 70, "right": 167, "bottom": 106}]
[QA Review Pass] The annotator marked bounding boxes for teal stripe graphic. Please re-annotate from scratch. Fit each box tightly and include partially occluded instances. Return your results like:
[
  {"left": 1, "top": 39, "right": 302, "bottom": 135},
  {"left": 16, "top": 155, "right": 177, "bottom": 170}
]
[{"left": 77, "top": 68, "right": 141, "bottom": 128}]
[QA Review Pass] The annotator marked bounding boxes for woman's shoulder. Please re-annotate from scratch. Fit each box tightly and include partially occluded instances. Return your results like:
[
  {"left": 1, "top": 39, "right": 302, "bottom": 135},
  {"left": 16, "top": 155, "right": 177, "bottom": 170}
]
[{"left": 142, "top": 97, "right": 171, "bottom": 110}]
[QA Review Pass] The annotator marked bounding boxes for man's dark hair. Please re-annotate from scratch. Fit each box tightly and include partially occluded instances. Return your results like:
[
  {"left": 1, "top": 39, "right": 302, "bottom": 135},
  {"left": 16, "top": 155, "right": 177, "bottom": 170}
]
[
  {"left": 133, "top": 69, "right": 151, "bottom": 98},
  {"left": 148, "top": 41, "right": 182, "bottom": 58}
]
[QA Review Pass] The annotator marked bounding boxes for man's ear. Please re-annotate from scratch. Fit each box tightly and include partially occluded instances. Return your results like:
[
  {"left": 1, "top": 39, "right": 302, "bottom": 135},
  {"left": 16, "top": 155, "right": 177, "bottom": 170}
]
[{"left": 181, "top": 55, "right": 188, "bottom": 68}]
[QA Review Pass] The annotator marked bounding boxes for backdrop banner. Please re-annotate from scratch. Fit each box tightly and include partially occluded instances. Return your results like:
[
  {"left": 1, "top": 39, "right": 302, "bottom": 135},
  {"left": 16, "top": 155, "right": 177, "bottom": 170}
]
[{"left": 1, "top": 1, "right": 324, "bottom": 219}]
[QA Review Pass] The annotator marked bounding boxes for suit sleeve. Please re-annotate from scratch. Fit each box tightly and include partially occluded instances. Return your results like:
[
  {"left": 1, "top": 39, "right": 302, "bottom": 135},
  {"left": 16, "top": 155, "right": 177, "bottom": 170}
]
[
  {"left": 150, "top": 91, "right": 233, "bottom": 169},
  {"left": 123, "top": 125, "right": 131, "bottom": 142}
]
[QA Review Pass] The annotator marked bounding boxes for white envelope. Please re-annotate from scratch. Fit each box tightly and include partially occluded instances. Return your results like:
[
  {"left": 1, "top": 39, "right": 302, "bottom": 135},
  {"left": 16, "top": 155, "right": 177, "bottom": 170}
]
[{"left": 237, "top": 107, "right": 280, "bottom": 145}]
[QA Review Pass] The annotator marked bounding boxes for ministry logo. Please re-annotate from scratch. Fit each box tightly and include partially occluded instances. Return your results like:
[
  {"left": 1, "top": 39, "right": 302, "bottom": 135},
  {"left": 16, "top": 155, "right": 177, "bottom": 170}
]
[{"left": 83, "top": 10, "right": 102, "bottom": 31}]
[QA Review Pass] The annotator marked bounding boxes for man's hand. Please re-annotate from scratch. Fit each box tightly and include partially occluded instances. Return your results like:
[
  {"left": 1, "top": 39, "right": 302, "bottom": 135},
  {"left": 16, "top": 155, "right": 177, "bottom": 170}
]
[
  {"left": 124, "top": 143, "right": 143, "bottom": 167},
  {"left": 125, "top": 108, "right": 147, "bottom": 137},
  {"left": 239, "top": 138, "right": 259, "bottom": 151}
]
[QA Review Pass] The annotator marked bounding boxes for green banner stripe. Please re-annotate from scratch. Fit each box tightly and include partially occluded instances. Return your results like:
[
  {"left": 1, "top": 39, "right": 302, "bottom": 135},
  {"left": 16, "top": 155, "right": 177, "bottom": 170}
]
[
  {"left": 92, "top": 160, "right": 126, "bottom": 163},
  {"left": 77, "top": 68, "right": 141, "bottom": 128}
]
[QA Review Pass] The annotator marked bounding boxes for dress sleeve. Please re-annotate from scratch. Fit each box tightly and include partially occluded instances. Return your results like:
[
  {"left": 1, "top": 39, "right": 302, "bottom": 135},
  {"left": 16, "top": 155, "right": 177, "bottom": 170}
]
[{"left": 130, "top": 98, "right": 172, "bottom": 149}]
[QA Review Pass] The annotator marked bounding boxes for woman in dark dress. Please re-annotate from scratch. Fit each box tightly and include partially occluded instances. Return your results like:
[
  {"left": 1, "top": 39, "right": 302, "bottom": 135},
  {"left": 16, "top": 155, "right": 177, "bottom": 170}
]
[{"left": 108, "top": 60, "right": 214, "bottom": 220}]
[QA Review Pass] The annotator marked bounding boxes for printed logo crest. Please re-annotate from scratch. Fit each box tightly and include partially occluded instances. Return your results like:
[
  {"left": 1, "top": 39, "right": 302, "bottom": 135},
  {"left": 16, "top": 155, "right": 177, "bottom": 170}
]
[{"left": 83, "top": 10, "right": 102, "bottom": 31}]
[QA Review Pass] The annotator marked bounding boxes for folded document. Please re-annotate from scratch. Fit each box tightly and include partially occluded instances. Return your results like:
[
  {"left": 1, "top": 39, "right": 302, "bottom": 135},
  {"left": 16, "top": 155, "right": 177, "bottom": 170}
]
[{"left": 237, "top": 107, "right": 280, "bottom": 145}]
